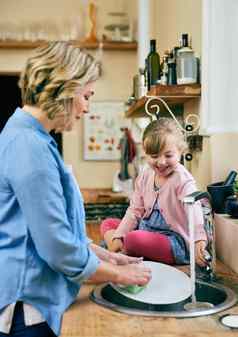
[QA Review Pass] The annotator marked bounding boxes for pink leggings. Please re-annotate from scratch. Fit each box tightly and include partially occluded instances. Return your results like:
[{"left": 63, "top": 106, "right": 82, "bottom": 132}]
[{"left": 100, "top": 218, "right": 175, "bottom": 265}]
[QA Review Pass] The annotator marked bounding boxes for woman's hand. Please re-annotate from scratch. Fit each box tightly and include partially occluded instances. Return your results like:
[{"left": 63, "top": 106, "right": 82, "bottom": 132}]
[
  {"left": 89, "top": 260, "right": 151, "bottom": 286},
  {"left": 109, "top": 252, "right": 143, "bottom": 265},
  {"left": 195, "top": 240, "right": 207, "bottom": 266},
  {"left": 90, "top": 243, "right": 142, "bottom": 265},
  {"left": 115, "top": 262, "right": 151, "bottom": 286}
]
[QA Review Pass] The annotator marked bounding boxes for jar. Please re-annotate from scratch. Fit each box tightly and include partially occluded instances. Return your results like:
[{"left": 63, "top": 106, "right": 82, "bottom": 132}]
[
  {"left": 176, "top": 47, "right": 197, "bottom": 84},
  {"left": 133, "top": 68, "right": 147, "bottom": 99}
]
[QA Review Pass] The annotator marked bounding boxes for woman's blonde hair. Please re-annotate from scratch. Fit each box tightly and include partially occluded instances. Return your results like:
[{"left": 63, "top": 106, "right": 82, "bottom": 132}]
[
  {"left": 142, "top": 117, "right": 188, "bottom": 155},
  {"left": 19, "top": 41, "right": 101, "bottom": 119}
]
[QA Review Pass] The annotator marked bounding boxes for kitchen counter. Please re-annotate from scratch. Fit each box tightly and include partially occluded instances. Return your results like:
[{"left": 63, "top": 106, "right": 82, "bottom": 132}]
[{"left": 61, "top": 261, "right": 238, "bottom": 337}]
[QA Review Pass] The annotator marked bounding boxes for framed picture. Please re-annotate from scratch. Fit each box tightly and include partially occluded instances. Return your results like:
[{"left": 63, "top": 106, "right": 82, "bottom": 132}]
[{"left": 83, "top": 101, "right": 130, "bottom": 161}]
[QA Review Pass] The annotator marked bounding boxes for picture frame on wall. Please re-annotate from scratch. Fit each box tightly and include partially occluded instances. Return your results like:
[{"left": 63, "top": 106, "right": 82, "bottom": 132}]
[{"left": 83, "top": 101, "right": 131, "bottom": 161}]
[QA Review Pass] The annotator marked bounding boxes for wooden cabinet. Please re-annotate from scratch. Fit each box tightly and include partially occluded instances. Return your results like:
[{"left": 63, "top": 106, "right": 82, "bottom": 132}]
[{"left": 126, "top": 84, "right": 201, "bottom": 118}]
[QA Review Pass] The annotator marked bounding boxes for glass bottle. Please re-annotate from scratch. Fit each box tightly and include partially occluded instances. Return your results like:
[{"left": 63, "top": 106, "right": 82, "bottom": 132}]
[
  {"left": 167, "top": 51, "right": 177, "bottom": 85},
  {"left": 133, "top": 68, "right": 147, "bottom": 99},
  {"left": 146, "top": 39, "right": 160, "bottom": 90},
  {"left": 176, "top": 33, "right": 197, "bottom": 85},
  {"left": 160, "top": 54, "right": 168, "bottom": 85}
]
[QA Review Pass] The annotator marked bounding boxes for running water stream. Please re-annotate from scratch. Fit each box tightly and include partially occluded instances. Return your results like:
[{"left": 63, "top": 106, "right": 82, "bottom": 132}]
[{"left": 184, "top": 201, "right": 213, "bottom": 311}]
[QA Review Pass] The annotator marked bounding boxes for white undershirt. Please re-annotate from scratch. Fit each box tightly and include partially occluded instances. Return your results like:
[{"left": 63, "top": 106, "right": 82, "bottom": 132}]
[{"left": 0, "top": 303, "right": 45, "bottom": 334}]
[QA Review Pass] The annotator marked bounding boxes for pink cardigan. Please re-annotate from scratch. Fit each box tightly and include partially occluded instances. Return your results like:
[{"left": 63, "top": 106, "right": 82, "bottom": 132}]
[{"left": 114, "top": 163, "right": 207, "bottom": 247}]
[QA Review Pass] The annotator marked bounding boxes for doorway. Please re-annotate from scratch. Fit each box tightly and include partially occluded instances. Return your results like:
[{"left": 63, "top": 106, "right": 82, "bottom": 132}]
[{"left": 0, "top": 74, "right": 62, "bottom": 154}]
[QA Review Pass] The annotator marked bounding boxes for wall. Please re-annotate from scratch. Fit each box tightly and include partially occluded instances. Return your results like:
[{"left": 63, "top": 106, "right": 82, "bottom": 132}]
[{"left": 210, "top": 133, "right": 238, "bottom": 182}]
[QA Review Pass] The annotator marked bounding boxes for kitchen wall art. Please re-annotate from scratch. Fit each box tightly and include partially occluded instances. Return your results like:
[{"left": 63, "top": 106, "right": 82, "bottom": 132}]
[{"left": 83, "top": 101, "right": 130, "bottom": 160}]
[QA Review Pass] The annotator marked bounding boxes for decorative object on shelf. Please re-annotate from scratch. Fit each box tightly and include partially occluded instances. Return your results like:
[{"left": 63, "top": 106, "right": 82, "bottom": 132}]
[
  {"left": 104, "top": 12, "right": 132, "bottom": 42},
  {"left": 83, "top": 1, "right": 99, "bottom": 43}
]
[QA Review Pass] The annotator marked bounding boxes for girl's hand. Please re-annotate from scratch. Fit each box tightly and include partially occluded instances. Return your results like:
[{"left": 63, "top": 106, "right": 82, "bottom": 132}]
[
  {"left": 104, "top": 230, "right": 124, "bottom": 252},
  {"left": 195, "top": 240, "right": 207, "bottom": 266},
  {"left": 108, "top": 238, "right": 124, "bottom": 252}
]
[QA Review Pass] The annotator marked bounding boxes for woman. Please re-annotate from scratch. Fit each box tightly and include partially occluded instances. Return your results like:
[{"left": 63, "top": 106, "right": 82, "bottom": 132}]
[{"left": 0, "top": 41, "right": 151, "bottom": 337}]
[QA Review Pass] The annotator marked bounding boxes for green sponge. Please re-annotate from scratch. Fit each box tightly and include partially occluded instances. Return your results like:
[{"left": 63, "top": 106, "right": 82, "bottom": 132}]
[{"left": 118, "top": 284, "right": 146, "bottom": 294}]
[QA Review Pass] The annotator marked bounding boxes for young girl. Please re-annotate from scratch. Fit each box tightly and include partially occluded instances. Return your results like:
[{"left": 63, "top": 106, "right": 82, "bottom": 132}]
[{"left": 101, "top": 118, "right": 207, "bottom": 267}]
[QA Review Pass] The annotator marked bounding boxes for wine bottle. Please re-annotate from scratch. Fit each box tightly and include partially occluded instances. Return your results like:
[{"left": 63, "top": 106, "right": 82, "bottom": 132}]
[
  {"left": 223, "top": 170, "right": 237, "bottom": 186},
  {"left": 181, "top": 33, "right": 189, "bottom": 47},
  {"left": 146, "top": 39, "right": 160, "bottom": 90}
]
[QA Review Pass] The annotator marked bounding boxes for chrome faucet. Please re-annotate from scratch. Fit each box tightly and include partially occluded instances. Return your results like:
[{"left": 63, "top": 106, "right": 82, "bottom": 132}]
[{"left": 184, "top": 191, "right": 216, "bottom": 282}]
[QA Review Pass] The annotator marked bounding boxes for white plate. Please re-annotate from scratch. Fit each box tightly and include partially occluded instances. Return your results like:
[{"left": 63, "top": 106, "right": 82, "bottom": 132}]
[{"left": 111, "top": 261, "right": 192, "bottom": 305}]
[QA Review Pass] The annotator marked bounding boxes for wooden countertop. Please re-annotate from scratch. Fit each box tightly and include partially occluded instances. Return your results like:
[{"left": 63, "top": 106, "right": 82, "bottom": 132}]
[{"left": 61, "top": 261, "right": 238, "bottom": 337}]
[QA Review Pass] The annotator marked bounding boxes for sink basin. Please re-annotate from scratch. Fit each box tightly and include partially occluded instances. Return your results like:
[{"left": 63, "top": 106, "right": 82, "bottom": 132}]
[{"left": 90, "top": 280, "right": 237, "bottom": 317}]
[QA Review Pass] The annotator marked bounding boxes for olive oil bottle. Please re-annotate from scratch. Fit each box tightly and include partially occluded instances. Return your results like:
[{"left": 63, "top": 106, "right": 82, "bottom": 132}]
[{"left": 146, "top": 39, "right": 160, "bottom": 90}]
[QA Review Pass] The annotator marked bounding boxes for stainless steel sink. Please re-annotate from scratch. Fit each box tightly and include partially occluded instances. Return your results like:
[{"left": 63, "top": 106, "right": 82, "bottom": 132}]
[{"left": 90, "top": 280, "right": 237, "bottom": 317}]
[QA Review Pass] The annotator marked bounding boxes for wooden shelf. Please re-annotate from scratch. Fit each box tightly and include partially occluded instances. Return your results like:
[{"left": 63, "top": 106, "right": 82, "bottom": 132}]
[
  {"left": 0, "top": 40, "right": 137, "bottom": 51},
  {"left": 125, "top": 84, "right": 201, "bottom": 118}
]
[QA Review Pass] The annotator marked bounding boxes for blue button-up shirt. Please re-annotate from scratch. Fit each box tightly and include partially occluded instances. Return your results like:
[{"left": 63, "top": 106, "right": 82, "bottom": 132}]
[{"left": 0, "top": 108, "right": 100, "bottom": 336}]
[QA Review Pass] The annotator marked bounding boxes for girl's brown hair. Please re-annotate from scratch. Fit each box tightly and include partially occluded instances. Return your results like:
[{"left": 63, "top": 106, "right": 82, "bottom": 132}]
[
  {"left": 142, "top": 117, "right": 188, "bottom": 155},
  {"left": 19, "top": 41, "right": 101, "bottom": 119}
]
